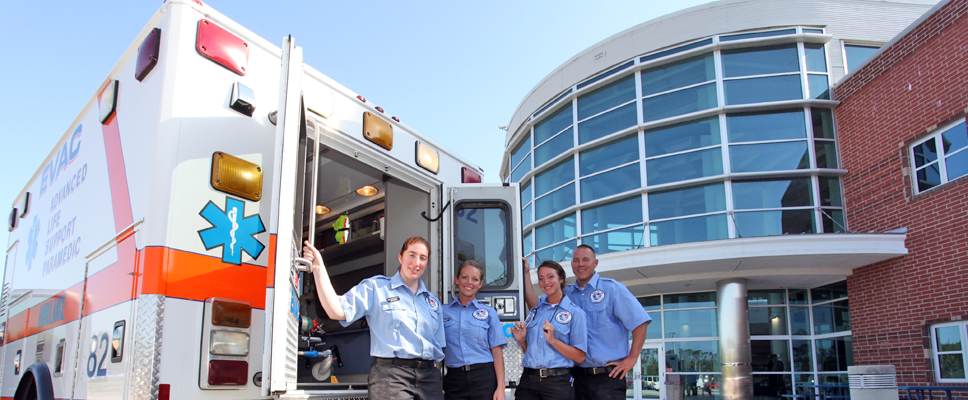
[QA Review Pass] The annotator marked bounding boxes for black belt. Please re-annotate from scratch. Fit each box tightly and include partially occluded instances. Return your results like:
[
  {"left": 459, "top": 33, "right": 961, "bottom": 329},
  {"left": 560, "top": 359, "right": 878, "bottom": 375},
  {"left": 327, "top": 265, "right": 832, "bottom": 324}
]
[
  {"left": 580, "top": 365, "right": 616, "bottom": 375},
  {"left": 524, "top": 367, "right": 572, "bottom": 378},
  {"left": 375, "top": 357, "right": 437, "bottom": 369},
  {"left": 451, "top": 362, "right": 494, "bottom": 372}
]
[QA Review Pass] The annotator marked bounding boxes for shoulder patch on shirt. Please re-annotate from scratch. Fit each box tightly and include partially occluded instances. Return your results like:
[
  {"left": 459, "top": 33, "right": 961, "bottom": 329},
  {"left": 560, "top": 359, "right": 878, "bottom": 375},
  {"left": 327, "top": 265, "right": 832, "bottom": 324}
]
[
  {"left": 590, "top": 289, "right": 606, "bottom": 303},
  {"left": 426, "top": 296, "right": 439, "bottom": 311},
  {"left": 473, "top": 308, "right": 488, "bottom": 320},
  {"left": 555, "top": 310, "right": 573, "bottom": 324}
]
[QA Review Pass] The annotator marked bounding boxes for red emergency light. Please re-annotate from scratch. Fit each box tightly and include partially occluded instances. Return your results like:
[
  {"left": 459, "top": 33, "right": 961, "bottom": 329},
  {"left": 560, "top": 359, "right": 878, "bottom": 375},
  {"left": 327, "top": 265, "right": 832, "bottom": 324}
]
[
  {"left": 462, "top": 167, "right": 482, "bottom": 183},
  {"left": 135, "top": 28, "right": 161, "bottom": 81},
  {"left": 208, "top": 360, "right": 248, "bottom": 385},
  {"left": 196, "top": 19, "right": 248, "bottom": 76}
]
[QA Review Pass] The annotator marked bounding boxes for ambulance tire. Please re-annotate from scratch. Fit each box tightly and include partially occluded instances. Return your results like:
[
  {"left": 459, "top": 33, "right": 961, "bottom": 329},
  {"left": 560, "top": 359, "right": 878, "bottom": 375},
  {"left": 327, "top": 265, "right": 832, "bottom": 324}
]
[{"left": 15, "top": 362, "right": 54, "bottom": 400}]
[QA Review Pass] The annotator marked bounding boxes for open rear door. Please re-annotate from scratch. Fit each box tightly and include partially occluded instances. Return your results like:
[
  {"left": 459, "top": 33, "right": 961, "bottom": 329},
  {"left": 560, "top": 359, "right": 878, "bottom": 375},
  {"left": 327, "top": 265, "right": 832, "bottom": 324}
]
[
  {"left": 264, "top": 36, "right": 308, "bottom": 396},
  {"left": 442, "top": 183, "right": 526, "bottom": 383}
]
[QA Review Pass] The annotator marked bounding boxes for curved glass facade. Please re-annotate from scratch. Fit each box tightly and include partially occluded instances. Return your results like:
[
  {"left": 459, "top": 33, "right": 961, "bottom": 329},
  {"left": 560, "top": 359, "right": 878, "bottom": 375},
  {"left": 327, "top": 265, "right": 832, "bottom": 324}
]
[{"left": 507, "top": 27, "right": 846, "bottom": 264}]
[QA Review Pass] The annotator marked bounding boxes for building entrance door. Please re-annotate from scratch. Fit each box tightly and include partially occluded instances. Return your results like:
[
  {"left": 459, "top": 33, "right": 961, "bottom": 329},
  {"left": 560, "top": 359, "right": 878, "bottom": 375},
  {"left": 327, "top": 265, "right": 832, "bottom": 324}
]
[{"left": 627, "top": 343, "right": 664, "bottom": 400}]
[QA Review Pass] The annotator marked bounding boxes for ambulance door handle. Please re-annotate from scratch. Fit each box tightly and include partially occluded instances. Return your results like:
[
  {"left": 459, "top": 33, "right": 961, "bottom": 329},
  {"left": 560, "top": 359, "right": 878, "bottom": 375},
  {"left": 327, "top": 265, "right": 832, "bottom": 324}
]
[{"left": 293, "top": 257, "right": 312, "bottom": 273}]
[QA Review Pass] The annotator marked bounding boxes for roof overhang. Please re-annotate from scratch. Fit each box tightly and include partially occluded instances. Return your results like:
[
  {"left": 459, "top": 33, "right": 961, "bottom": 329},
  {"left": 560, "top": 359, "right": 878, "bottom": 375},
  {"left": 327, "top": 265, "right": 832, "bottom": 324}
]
[{"left": 552, "top": 233, "right": 907, "bottom": 297}]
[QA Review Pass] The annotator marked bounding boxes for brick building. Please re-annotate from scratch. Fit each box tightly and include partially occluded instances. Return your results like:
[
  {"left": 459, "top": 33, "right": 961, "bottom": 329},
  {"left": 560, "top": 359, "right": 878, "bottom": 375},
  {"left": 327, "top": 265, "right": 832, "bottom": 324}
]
[{"left": 835, "top": 0, "right": 968, "bottom": 387}]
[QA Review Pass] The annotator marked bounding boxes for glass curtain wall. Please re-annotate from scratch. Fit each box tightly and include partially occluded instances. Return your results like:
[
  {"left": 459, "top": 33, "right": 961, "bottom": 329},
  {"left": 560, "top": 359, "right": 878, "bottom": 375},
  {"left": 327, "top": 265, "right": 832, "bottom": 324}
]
[
  {"left": 635, "top": 282, "right": 851, "bottom": 400},
  {"left": 510, "top": 28, "right": 846, "bottom": 263}
]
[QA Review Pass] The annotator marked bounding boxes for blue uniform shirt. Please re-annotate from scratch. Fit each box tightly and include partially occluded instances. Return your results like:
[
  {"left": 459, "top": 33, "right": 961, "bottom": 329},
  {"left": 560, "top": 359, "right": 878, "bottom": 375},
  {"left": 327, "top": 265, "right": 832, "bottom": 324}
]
[
  {"left": 339, "top": 272, "right": 445, "bottom": 362},
  {"left": 522, "top": 294, "right": 587, "bottom": 369},
  {"left": 442, "top": 298, "right": 508, "bottom": 368},
  {"left": 564, "top": 272, "right": 651, "bottom": 368}
]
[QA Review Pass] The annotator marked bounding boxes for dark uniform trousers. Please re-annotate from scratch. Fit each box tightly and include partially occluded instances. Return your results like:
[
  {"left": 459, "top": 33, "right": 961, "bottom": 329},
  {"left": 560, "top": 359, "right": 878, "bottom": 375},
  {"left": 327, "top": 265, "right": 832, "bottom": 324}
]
[
  {"left": 573, "top": 368, "right": 626, "bottom": 400},
  {"left": 514, "top": 373, "right": 574, "bottom": 400},
  {"left": 369, "top": 359, "right": 444, "bottom": 400},
  {"left": 443, "top": 363, "right": 497, "bottom": 400}
]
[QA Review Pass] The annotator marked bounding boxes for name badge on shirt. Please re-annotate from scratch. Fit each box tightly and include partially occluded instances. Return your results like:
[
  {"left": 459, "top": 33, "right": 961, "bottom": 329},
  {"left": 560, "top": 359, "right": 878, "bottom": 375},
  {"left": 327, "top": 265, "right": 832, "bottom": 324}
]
[{"left": 387, "top": 296, "right": 400, "bottom": 303}]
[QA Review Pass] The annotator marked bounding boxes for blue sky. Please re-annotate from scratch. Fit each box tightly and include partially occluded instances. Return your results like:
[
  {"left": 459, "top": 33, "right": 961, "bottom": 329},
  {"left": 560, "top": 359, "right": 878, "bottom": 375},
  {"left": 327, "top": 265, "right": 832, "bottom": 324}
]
[{"left": 0, "top": 0, "right": 713, "bottom": 249}]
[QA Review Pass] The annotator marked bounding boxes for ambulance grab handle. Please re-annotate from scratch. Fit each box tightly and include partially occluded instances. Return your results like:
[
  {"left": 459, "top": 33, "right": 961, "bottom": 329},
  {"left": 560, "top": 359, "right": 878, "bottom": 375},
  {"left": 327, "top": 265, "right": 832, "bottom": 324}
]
[{"left": 293, "top": 257, "right": 312, "bottom": 273}]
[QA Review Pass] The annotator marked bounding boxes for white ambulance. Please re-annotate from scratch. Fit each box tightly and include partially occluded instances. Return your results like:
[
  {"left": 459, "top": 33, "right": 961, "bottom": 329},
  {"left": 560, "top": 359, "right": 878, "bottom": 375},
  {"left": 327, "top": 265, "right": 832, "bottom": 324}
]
[{"left": 1, "top": 1, "right": 525, "bottom": 399}]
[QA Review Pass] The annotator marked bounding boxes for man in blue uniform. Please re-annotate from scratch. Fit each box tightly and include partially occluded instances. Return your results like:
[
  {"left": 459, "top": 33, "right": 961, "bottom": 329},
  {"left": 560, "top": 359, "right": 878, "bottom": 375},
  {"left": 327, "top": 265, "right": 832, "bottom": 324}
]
[{"left": 523, "top": 245, "right": 651, "bottom": 400}]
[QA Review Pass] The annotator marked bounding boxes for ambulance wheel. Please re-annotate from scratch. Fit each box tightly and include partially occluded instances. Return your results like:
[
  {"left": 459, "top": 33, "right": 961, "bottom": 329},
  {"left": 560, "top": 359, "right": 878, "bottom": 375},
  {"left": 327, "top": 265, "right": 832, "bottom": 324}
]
[{"left": 14, "top": 377, "right": 37, "bottom": 400}]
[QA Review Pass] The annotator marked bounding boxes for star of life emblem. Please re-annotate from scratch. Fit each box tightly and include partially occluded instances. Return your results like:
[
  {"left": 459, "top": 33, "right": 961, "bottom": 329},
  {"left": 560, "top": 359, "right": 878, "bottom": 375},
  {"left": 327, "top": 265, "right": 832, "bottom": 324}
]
[
  {"left": 473, "top": 308, "right": 488, "bottom": 321},
  {"left": 427, "top": 296, "right": 439, "bottom": 311},
  {"left": 555, "top": 311, "right": 572, "bottom": 324},
  {"left": 590, "top": 289, "right": 606, "bottom": 304}
]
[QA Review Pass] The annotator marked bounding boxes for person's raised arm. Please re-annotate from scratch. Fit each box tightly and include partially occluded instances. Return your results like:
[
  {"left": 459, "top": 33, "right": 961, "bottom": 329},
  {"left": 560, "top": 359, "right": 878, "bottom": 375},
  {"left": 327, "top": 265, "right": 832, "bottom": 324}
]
[
  {"left": 522, "top": 257, "right": 538, "bottom": 310},
  {"left": 303, "top": 240, "right": 346, "bottom": 320}
]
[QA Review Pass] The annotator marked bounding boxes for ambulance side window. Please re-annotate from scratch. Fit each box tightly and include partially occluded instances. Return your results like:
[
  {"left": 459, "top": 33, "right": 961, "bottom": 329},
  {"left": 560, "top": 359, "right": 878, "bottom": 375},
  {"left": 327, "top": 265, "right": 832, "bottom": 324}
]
[{"left": 455, "top": 202, "right": 512, "bottom": 288}]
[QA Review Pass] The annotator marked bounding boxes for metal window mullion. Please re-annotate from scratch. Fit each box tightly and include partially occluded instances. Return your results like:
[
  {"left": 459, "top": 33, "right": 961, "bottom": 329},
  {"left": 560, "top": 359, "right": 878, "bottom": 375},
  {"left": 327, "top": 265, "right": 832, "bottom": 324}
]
[
  {"left": 724, "top": 176, "right": 736, "bottom": 239},
  {"left": 642, "top": 79, "right": 717, "bottom": 100},
  {"left": 936, "top": 131, "right": 951, "bottom": 185},
  {"left": 577, "top": 98, "right": 638, "bottom": 124},
  {"left": 582, "top": 159, "right": 641, "bottom": 179},
  {"left": 722, "top": 71, "right": 801, "bottom": 81},
  {"left": 798, "top": 42, "right": 810, "bottom": 99},
  {"left": 714, "top": 48, "right": 726, "bottom": 111},
  {"left": 645, "top": 143, "right": 724, "bottom": 161}
]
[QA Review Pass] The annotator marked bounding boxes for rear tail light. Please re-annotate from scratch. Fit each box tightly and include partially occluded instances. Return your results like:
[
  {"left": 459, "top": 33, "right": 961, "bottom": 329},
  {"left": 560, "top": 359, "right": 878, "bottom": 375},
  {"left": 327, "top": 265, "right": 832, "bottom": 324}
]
[
  {"left": 196, "top": 19, "right": 248, "bottom": 75},
  {"left": 462, "top": 167, "right": 482, "bottom": 183},
  {"left": 211, "top": 298, "right": 251, "bottom": 328},
  {"left": 159, "top": 384, "right": 170, "bottom": 400},
  {"left": 210, "top": 330, "right": 250, "bottom": 356},
  {"left": 208, "top": 360, "right": 248, "bottom": 386}
]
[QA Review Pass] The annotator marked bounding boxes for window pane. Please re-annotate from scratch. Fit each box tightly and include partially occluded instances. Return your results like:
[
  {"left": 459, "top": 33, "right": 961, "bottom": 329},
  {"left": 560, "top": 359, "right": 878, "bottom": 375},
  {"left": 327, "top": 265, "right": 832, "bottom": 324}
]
[
  {"left": 730, "top": 142, "right": 809, "bottom": 173},
  {"left": 942, "top": 121, "right": 968, "bottom": 153},
  {"left": 809, "top": 74, "right": 830, "bottom": 100},
  {"left": 645, "top": 117, "right": 721, "bottom": 157},
  {"left": 939, "top": 354, "right": 966, "bottom": 379},
  {"left": 536, "top": 239, "right": 576, "bottom": 263},
  {"left": 791, "top": 307, "right": 810, "bottom": 335},
  {"left": 511, "top": 136, "right": 531, "bottom": 171},
  {"left": 750, "top": 307, "right": 788, "bottom": 335},
  {"left": 667, "top": 341, "right": 721, "bottom": 373},
  {"left": 936, "top": 326, "right": 962, "bottom": 351},
  {"left": 813, "top": 299, "right": 850, "bottom": 334},
  {"left": 751, "top": 374, "right": 792, "bottom": 398},
  {"left": 734, "top": 210, "right": 816, "bottom": 237},
  {"left": 749, "top": 290, "right": 787, "bottom": 306},
  {"left": 811, "top": 281, "right": 848, "bottom": 303},
  {"left": 646, "top": 312, "right": 663, "bottom": 340},
  {"left": 733, "top": 179, "right": 813, "bottom": 209},
  {"left": 816, "top": 337, "right": 853, "bottom": 372},
  {"left": 665, "top": 310, "right": 719, "bottom": 339},
  {"left": 535, "top": 183, "right": 575, "bottom": 220},
  {"left": 844, "top": 44, "right": 879, "bottom": 73},
  {"left": 722, "top": 45, "right": 800, "bottom": 77},
  {"left": 511, "top": 154, "right": 531, "bottom": 183},
  {"left": 804, "top": 28, "right": 824, "bottom": 34},
  {"left": 646, "top": 148, "right": 724, "bottom": 186},
  {"left": 649, "top": 183, "right": 727, "bottom": 220},
  {"left": 917, "top": 163, "right": 941, "bottom": 192},
  {"left": 816, "top": 141, "right": 838, "bottom": 169},
  {"left": 582, "top": 196, "right": 643, "bottom": 234},
  {"left": 641, "top": 54, "right": 715, "bottom": 96},
  {"left": 664, "top": 292, "right": 717, "bottom": 308},
  {"left": 805, "top": 44, "right": 827, "bottom": 72},
  {"left": 535, "top": 158, "right": 574, "bottom": 197},
  {"left": 535, "top": 105, "right": 573, "bottom": 144},
  {"left": 578, "top": 76, "right": 636, "bottom": 120},
  {"left": 578, "top": 60, "right": 634, "bottom": 89},
  {"left": 789, "top": 290, "right": 808, "bottom": 305},
  {"left": 793, "top": 340, "right": 814, "bottom": 372},
  {"left": 913, "top": 138, "right": 938, "bottom": 166},
  {"left": 725, "top": 75, "right": 803, "bottom": 105},
  {"left": 946, "top": 149, "right": 968, "bottom": 181},
  {"left": 523, "top": 231, "right": 534, "bottom": 257},
  {"left": 640, "top": 38, "right": 712, "bottom": 63},
  {"left": 522, "top": 203, "right": 533, "bottom": 227},
  {"left": 642, "top": 83, "right": 718, "bottom": 123},
  {"left": 812, "top": 109, "right": 835, "bottom": 139},
  {"left": 727, "top": 110, "right": 807, "bottom": 143},
  {"left": 651, "top": 214, "right": 729, "bottom": 246},
  {"left": 581, "top": 164, "right": 641, "bottom": 202},
  {"left": 521, "top": 180, "right": 533, "bottom": 206},
  {"left": 819, "top": 177, "right": 843, "bottom": 207},
  {"left": 721, "top": 29, "right": 796, "bottom": 42},
  {"left": 751, "top": 340, "right": 791, "bottom": 371},
  {"left": 580, "top": 134, "right": 639, "bottom": 176},
  {"left": 578, "top": 103, "right": 637, "bottom": 144},
  {"left": 535, "top": 214, "right": 577, "bottom": 249},
  {"left": 821, "top": 209, "right": 845, "bottom": 233},
  {"left": 455, "top": 206, "right": 510, "bottom": 287},
  {"left": 583, "top": 225, "right": 645, "bottom": 255},
  {"left": 534, "top": 130, "right": 574, "bottom": 166}
]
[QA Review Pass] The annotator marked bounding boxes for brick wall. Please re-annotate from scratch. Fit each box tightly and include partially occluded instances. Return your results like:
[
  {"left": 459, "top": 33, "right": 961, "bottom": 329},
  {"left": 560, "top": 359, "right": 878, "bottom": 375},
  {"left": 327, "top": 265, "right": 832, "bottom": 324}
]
[{"left": 836, "top": 0, "right": 968, "bottom": 386}]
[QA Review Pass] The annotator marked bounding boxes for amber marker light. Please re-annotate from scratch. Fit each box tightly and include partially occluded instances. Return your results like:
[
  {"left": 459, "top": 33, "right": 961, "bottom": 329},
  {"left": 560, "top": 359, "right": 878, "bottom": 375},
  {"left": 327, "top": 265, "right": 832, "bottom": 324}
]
[{"left": 356, "top": 186, "right": 378, "bottom": 196}]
